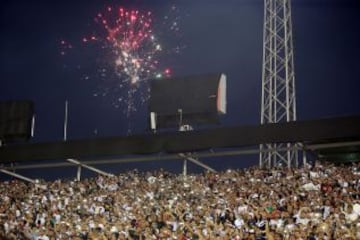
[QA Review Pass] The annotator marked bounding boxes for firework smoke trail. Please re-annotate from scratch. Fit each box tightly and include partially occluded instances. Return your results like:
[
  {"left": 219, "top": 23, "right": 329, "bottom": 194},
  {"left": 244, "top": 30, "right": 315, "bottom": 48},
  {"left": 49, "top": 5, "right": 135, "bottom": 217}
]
[{"left": 60, "top": 5, "right": 183, "bottom": 134}]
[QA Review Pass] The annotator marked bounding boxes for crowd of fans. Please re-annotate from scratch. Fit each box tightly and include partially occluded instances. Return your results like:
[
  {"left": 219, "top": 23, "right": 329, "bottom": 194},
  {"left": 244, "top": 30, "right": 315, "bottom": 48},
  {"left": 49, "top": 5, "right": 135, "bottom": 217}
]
[{"left": 0, "top": 161, "right": 359, "bottom": 240}]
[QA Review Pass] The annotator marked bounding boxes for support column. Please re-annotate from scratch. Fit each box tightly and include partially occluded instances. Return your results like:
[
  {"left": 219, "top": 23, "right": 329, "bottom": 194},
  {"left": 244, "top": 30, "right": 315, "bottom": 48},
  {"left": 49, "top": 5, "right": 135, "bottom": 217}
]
[
  {"left": 77, "top": 165, "right": 82, "bottom": 181},
  {"left": 183, "top": 159, "right": 187, "bottom": 178}
]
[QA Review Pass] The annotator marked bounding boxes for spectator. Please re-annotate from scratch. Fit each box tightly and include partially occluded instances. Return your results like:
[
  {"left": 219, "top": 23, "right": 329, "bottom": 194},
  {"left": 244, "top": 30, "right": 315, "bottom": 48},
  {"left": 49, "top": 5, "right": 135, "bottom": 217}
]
[{"left": 0, "top": 162, "right": 359, "bottom": 239}]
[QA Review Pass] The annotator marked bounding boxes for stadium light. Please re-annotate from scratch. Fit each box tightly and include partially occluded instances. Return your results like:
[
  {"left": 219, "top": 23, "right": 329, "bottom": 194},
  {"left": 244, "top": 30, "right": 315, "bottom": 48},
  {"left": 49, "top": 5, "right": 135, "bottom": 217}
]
[
  {"left": 0, "top": 101, "right": 34, "bottom": 145},
  {"left": 149, "top": 73, "right": 227, "bottom": 130}
]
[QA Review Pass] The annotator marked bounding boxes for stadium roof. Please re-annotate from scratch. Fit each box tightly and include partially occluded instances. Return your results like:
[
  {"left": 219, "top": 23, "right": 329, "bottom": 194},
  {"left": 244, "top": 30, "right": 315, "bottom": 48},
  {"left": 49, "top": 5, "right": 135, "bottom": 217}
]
[
  {"left": 0, "top": 115, "right": 359, "bottom": 164},
  {"left": 314, "top": 144, "right": 360, "bottom": 164}
]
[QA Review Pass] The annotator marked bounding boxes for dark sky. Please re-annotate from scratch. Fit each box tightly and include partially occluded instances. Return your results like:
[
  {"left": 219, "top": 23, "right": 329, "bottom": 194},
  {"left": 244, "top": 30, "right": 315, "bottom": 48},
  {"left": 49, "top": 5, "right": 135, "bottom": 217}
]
[{"left": 0, "top": 0, "right": 360, "bottom": 178}]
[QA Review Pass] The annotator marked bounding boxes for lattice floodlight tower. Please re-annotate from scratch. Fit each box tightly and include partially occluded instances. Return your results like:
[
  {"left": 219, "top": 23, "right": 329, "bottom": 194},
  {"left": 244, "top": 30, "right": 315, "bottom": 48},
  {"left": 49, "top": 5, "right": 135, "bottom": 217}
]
[
  {"left": 260, "top": 0, "right": 298, "bottom": 168},
  {"left": 149, "top": 73, "right": 227, "bottom": 175}
]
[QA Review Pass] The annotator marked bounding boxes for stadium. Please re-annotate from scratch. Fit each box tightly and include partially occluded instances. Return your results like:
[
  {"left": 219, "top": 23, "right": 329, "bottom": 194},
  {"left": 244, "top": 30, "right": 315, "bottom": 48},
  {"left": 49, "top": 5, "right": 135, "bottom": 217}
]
[{"left": 1, "top": 0, "right": 360, "bottom": 239}]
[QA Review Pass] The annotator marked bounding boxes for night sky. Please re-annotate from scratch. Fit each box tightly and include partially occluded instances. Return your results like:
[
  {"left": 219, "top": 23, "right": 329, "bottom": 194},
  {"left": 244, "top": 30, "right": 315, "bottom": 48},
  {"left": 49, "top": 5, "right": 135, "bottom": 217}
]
[{"left": 1, "top": 0, "right": 360, "bottom": 179}]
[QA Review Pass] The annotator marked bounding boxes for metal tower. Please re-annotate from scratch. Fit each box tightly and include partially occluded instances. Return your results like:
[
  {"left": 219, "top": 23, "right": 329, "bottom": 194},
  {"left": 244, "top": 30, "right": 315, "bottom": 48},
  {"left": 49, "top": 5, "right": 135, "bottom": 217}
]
[{"left": 260, "top": 0, "right": 298, "bottom": 168}]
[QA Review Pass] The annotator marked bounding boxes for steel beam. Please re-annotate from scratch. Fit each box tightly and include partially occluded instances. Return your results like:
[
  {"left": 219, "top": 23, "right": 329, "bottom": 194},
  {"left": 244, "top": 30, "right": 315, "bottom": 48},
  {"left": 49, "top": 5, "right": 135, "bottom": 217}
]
[{"left": 66, "top": 159, "right": 114, "bottom": 178}]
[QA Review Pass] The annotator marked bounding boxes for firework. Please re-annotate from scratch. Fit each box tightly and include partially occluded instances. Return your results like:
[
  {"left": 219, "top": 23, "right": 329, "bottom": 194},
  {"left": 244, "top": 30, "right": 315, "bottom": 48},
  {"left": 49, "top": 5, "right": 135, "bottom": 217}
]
[
  {"left": 61, "top": 5, "right": 183, "bottom": 118},
  {"left": 95, "top": 7, "right": 167, "bottom": 85}
]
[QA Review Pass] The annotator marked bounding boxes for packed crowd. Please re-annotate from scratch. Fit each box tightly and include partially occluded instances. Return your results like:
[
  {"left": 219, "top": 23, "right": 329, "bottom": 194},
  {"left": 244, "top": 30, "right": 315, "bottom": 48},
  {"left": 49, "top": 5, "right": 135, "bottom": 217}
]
[{"left": 0, "top": 161, "right": 360, "bottom": 240}]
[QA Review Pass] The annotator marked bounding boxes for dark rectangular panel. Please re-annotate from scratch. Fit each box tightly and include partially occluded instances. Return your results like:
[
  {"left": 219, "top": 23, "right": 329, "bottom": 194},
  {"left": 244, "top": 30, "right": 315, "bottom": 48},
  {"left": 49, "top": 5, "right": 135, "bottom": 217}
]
[
  {"left": 149, "top": 73, "right": 225, "bottom": 127},
  {"left": 0, "top": 101, "right": 34, "bottom": 142}
]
